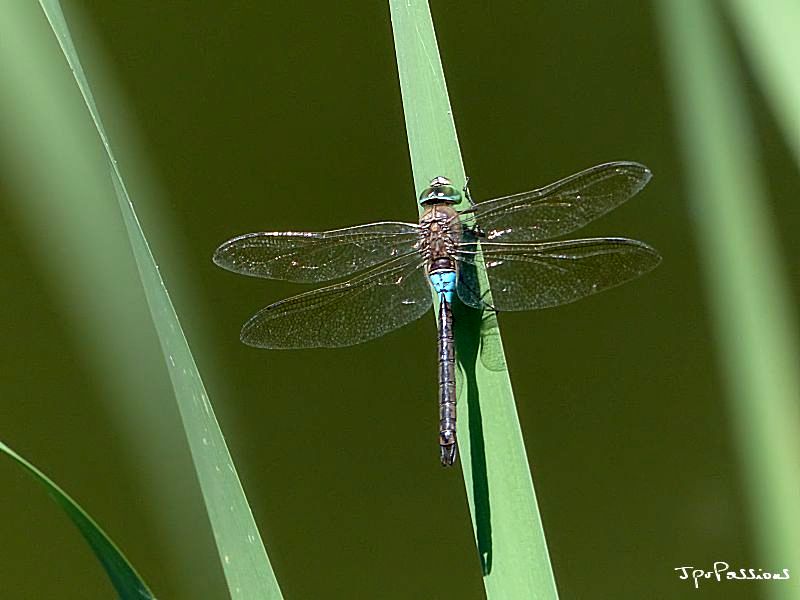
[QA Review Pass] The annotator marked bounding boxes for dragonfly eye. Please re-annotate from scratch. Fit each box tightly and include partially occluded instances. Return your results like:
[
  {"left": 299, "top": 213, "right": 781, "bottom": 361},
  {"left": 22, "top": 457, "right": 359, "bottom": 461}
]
[{"left": 418, "top": 176, "right": 462, "bottom": 206}]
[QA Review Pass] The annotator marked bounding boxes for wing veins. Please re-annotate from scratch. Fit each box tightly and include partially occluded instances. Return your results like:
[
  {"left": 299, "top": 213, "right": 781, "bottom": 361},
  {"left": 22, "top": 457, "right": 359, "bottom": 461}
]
[
  {"left": 214, "top": 221, "right": 422, "bottom": 283},
  {"left": 452, "top": 162, "right": 652, "bottom": 243},
  {"left": 240, "top": 253, "right": 431, "bottom": 348}
]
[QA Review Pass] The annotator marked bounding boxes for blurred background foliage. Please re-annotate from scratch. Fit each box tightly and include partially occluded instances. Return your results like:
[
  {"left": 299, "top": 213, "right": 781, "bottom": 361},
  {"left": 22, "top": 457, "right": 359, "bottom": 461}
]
[{"left": 0, "top": 1, "right": 798, "bottom": 599}]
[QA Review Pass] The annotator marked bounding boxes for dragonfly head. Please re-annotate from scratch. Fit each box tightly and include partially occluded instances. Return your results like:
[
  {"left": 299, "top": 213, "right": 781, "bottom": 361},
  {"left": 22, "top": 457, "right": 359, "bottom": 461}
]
[{"left": 418, "top": 176, "right": 462, "bottom": 206}]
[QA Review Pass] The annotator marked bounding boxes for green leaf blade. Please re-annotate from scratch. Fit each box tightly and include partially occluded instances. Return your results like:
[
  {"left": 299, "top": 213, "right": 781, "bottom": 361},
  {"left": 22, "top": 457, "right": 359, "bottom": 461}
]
[
  {"left": 36, "top": 2, "right": 283, "bottom": 598},
  {"left": 1, "top": 440, "right": 156, "bottom": 600},
  {"left": 656, "top": 2, "right": 800, "bottom": 597},
  {"left": 389, "top": 2, "right": 559, "bottom": 598},
  {"left": 723, "top": 0, "right": 800, "bottom": 168}
]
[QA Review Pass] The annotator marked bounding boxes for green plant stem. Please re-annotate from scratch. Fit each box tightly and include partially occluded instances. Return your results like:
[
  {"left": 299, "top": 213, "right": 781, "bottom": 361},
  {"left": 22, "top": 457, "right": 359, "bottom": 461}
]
[
  {"left": 37, "top": 2, "right": 283, "bottom": 598},
  {"left": 389, "top": 1, "right": 559, "bottom": 598},
  {"left": 723, "top": 0, "right": 800, "bottom": 168},
  {"left": 0, "top": 4, "right": 218, "bottom": 595},
  {"left": 656, "top": 2, "right": 800, "bottom": 597}
]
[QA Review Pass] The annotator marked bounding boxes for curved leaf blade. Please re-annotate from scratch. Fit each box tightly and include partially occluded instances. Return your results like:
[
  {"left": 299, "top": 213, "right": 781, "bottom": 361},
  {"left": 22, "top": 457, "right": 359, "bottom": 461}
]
[{"left": 1, "top": 440, "right": 155, "bottom": 599}]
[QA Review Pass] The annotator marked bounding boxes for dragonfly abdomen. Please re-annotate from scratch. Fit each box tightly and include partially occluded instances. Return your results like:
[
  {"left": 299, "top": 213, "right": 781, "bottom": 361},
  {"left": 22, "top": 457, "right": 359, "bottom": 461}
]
[
  {"left": 428, "top": 251, "right": 458, "bottom": 465},
  {"left": 437, "top": 296, "right": 457, "bottom": 466},
  {"left": 428, "top": 263, "right": 456, "bottom": 303}
]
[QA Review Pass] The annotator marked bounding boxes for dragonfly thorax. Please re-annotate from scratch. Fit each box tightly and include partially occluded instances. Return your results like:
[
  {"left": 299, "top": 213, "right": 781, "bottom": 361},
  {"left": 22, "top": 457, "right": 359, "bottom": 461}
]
[
  {"left": 418, "top": 176, "right": 462, "bottom": 206},
  {"left": 419, "top": 203, "right": 461, "bottom": 263}
]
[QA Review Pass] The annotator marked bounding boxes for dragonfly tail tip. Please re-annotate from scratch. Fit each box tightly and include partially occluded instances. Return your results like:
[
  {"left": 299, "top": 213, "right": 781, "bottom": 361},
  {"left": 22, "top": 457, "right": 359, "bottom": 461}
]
[{"left": 440, "top": 442, "right": 458, "bottom": 467}]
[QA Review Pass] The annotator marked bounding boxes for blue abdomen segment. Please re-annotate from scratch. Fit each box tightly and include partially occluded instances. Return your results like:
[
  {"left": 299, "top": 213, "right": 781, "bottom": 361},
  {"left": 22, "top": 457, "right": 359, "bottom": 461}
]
[{"left": 429, "top": 270, "right": 457, "bottom": 303}]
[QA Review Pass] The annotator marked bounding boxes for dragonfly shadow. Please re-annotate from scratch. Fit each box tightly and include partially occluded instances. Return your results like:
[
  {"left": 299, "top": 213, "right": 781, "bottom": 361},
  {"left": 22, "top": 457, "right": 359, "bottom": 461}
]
[{"left": 452, "top": 297, "right": 493, "bottom": 576}]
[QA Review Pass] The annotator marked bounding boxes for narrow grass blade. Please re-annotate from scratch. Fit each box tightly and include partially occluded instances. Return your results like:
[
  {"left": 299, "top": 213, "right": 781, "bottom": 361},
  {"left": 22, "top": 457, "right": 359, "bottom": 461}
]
[
  {"left": 0, "top": 6, "right": 222, "bottom": 593},
  {"left": 656, "top": 2, "right": 800, "bottom": 596},
  {"left": 389, "top": 1, "right": 559, "bottom": 597},
  {"left": 723, "top": 0, "right": 800, "bottom": 167},
  {"left": 36, "top": 2, "right": 283, "bottom": 598},
  {"left": 1, "top": 440, "right": 155, "bottom": 599}
]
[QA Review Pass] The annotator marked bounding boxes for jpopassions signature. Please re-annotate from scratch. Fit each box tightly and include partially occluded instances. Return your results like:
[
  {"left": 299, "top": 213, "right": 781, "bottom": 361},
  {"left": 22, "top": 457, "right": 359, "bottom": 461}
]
[{"left": 675, "top": 562, "right": 791, "bottom": 589}]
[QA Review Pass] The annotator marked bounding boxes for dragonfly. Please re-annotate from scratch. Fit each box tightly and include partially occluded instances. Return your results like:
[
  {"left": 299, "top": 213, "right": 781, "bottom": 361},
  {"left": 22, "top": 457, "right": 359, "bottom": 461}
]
[{"left": 213, "top": 161, "right": 661, "bottom": 466}]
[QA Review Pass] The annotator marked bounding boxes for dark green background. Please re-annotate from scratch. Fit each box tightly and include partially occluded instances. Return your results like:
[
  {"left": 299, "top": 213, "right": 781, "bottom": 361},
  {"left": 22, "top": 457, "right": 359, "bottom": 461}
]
[{"left": 1, "top": 2, "right": 798, "bottom": 599}]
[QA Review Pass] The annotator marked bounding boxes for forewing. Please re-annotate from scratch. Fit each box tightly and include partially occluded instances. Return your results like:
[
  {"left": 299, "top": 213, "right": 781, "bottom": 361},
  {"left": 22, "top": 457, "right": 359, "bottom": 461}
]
[
  {"left": 241, "top": 255, "right": 432, "bottom": 348},
  {"left": 456, "top": 238, "right": 661, "bottom": 311},
  {"left": 213, "top": 221, "right": 421, "bottom": 283},
  {"left": 462, "top": 162, "right": 652, "bottom": 242}
]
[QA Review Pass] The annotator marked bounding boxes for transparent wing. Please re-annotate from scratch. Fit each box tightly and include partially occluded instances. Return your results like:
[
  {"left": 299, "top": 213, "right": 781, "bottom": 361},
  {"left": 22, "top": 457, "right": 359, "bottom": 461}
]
[
  {"left": 459, "top": 162, "right": 652, "bottom": 242},
  {"left": 213, "top": 221, "right": 421, "bottom": 283},
  {"left": 455, "top": 238, "right": 661, "bottom": 311},
  {"left": 240, "top": 255, "right": 432, "bottom": 348}
]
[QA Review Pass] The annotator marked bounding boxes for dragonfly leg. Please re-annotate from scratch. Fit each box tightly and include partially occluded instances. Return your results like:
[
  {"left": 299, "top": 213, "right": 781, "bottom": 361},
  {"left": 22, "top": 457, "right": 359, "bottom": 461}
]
[
  {"left": 463, "top": 224, "right": 487, "bottom": 239},
  {"left": 463, "top": 176, "right": 476, "bottom": 206},
  {"left": 457, "top": 275, "right": 500, "bottom": 313},
  {"left": 478, "top": 294, "right": 499, "bottom": 313}
]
